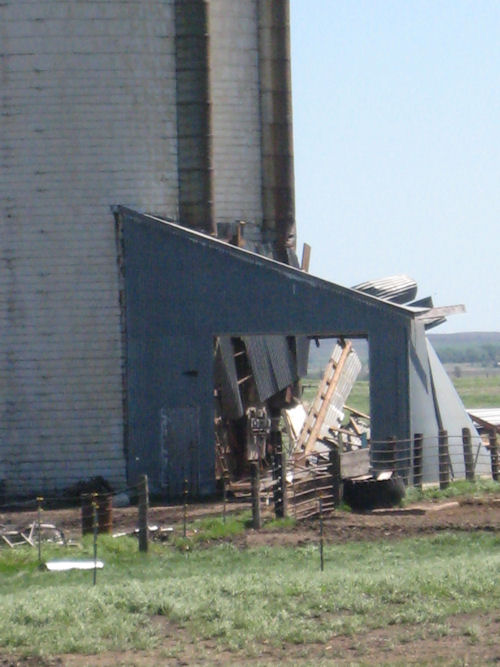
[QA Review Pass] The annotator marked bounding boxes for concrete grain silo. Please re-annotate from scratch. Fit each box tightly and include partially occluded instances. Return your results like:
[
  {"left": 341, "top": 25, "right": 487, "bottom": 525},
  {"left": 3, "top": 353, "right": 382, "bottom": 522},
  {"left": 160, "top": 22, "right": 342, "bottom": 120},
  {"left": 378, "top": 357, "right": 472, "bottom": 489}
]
[{"left": 0, "top": 0, "right": 296, "bottom": 497}]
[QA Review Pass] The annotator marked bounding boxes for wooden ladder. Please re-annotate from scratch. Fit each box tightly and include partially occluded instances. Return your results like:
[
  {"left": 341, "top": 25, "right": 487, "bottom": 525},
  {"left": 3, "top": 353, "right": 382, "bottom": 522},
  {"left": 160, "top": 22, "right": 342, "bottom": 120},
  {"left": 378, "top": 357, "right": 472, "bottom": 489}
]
[{"left": 297, "top": 340, "right": 353, "bottom": 457}]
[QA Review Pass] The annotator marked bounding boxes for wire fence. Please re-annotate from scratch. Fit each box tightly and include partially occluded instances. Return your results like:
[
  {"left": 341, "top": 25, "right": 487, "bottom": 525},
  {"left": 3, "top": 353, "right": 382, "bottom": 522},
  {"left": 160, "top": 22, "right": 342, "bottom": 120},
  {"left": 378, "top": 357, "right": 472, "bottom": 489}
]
[
  {"left": 0, "top": 429, "right": 498, "bottom": 545},
  {"left": 369, "top": 428, "right": 499, "bottom": 489}
]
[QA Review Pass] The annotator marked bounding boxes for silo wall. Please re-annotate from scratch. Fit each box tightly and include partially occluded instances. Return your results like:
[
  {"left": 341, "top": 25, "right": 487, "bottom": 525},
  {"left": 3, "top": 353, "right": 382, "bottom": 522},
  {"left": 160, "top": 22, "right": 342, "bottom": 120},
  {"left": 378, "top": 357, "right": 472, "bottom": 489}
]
[{"left": 0, "top": 0, "right": 179, "bottom": 496}]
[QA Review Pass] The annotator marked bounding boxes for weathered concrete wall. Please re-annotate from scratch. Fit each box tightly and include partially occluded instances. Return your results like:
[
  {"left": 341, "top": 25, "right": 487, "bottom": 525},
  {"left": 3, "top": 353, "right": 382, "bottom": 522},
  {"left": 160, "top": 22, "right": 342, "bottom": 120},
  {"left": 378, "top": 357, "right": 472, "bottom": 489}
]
[
  {"left": 0, "top": 0, "right": 179, "bottom": 495},
  {"left": 208, "top": 0, "right": 264, "bottom": 247}
]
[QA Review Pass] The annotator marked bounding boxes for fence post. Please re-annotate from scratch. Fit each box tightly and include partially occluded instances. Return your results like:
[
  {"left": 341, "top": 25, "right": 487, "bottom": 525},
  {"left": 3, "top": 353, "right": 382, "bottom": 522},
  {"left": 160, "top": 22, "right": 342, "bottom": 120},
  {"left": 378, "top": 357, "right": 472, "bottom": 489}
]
[
  {"left": 36, "top": 496, "right": 43, "bottom": 565},
  {"left": 462, "top": 427, "right": 475, "bottom": 482},
  {"left": 138, "top": 474, "right": 149, "bottom": 552},
  {"left": 272, "top": 441, "right": 287, "bottom": 519},
  {"left": 250, "top": 461, "right": 261, "bottom": 529},
  {"left": 281, "top": 445, "right": 288, "bottom": 519},
  {"left": 388, "top": 436, "right": 397, "bottom": 473},
  {"left": 413, "top": 433, "right": 423, "bottom": 490},
  {"left": 329, "top": 443, "right": 342, "bottom": 506},
  {"left": 438, "top": 430, "right": 450, "bottom": 489},
  {"left": 222, "top": 473, "right": 228, "bottom": 524},
  {"left": 183, "top": 478, "right": 188, "bottom": 538},
  {"left": 489, "top": 431, "right": 499, "bottom": 482},
  {"left": 318, "top": 494, "right": 324, "bottom": 572},
  {"left": 92, "top": 494, "right": 98, "bottom": 585}
]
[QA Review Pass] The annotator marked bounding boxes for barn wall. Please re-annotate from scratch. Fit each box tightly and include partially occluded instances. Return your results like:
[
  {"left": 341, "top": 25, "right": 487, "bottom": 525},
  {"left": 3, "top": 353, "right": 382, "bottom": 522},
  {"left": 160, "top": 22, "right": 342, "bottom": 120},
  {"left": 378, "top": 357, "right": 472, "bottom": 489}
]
[{"left": 119, "top": 209, "right": 413, "bottom": 497}]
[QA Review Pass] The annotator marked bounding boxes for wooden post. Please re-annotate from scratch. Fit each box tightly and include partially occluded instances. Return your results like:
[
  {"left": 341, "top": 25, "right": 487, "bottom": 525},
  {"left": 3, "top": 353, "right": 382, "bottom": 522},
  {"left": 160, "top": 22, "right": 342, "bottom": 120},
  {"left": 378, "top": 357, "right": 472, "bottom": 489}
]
[
  {"left": 438, "top": 430, "right": 450, "bottom": 489},
  {"left": 329, "top": 443, "right": 342, "bottom": 506},
  {"left": 462, "top": 427, "right": 475, "bottom": 482},
  {"left": 138, "top": 474, "right": 149, "bottom": 553},
  {"left": 250, "top": 461, "right": 261, "bottom": 529},
  {"left": 413, "top": 433, "right": 423, "bottom": 490},
  {"left": 489, "top": 431, "right": 499, "bottom": 482}
]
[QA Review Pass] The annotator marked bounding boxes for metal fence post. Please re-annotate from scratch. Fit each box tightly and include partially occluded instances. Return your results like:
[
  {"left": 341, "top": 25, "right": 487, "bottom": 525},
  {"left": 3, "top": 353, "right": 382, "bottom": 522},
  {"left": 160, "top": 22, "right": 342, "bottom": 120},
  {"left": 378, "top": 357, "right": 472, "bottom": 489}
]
[
  {"left": 388, "top": 436, "right": 397, "bottom": 473},
  {"left": 183, "top": 477, "right": 188, "bottom": 538},
  {"left": 318, "top": 494, "right": 324, "bottom": 572},
  {"left": 329, "top": 443, "right": 342, "bottom": 506},
  {"left": 36, "top": 496, "right": 43, "bottom": 565},
  {"left": 138, "top": 474, "right": 149, "bottom": 552},
  {"left": 413, "top": 433, "right": 423, "bottom": 490},
  {"left": 222, "top": 474, "right": 228, "bottom": 524},
  {"left": 438, "top": 430, "right": 450, "bottom": 489},
  {"left": 489, "top": 431, "right": 499, "bottom": 482},
  {"left": 272, "top": 445, "right": 284, "bottom": 519},
  {"left": 92, "top": 494, "right": 98, "bottom": 585},
  {"left": 462, "top": 427, "right": 475, "bottom": 482},
  {"left": 281, "top": 445, "right": 288, "bottom": 519},
  {"left": 292, "top": 457, "right": 297, "bottom": 520},
  {"left": 250, "top": 461, "right": 261, "bottom": 529}
]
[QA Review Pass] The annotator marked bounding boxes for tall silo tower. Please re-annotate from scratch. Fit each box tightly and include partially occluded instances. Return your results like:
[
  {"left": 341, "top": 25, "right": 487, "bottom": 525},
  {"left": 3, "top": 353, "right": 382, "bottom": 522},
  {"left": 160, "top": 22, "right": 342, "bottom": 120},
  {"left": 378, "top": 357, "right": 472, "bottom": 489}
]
[{"left": 0, "top": 0, "right": 296, "bottom": 497}]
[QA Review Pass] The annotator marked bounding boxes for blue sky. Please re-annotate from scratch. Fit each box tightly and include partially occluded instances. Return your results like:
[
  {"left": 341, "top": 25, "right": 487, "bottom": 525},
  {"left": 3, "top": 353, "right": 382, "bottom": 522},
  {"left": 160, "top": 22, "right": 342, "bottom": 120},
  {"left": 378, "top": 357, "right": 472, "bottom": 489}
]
[{"left": 290, "top": 1, "right": 500, "bottom": 333}]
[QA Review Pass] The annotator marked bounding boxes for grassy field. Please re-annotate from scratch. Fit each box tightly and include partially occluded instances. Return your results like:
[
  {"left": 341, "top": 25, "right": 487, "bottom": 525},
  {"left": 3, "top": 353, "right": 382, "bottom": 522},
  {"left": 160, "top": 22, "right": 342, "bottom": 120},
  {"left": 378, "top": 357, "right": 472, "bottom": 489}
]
[
  {"left": 302, "top": 374, "right": 499, "bottom": 417},
  {"left": 0, "top": 528, "right": 499, "bottom": 658},
  {"left": 452, "top": 375, "right": 500, "bottom": 408}
]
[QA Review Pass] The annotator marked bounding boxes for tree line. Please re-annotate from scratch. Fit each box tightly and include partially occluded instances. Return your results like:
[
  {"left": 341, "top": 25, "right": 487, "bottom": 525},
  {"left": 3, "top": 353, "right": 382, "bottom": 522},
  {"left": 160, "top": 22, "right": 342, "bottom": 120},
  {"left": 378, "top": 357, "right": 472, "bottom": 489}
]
[{"left": 435, "top": 344, "right": 500, "bottom": 365}]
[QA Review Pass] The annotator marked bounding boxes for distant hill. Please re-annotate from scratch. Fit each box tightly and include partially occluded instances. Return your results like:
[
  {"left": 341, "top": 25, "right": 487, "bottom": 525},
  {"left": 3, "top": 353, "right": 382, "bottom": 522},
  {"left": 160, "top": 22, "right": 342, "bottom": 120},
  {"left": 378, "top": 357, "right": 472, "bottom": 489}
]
[
  {"left": 428, "top": 332, "right": 500, "bottom": 347},
  {"left": 307, "top": 332, "right": 500, "bottom": 376},
  {"left": 428, "top": 331, "right": 500, "bottom": 365}
]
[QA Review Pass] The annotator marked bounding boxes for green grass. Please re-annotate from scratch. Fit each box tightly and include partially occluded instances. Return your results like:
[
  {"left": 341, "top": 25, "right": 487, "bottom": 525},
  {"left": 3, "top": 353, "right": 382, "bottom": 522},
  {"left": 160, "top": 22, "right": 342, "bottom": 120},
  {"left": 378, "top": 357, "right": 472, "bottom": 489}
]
[
  {"left": 345, "top": 379, "right": 370, "bottom": 415},
  {"left": 403, "top": 478, "right": 500, "bottom": 505},
  {"left": 1, "top": 532, "right": 499, "bottom": 657},
  {"left": 451, "top": 375, "right": 500, "bottom": 408},
  {"left": 172, "top": 511, "right": 251, "bottom": 549}
]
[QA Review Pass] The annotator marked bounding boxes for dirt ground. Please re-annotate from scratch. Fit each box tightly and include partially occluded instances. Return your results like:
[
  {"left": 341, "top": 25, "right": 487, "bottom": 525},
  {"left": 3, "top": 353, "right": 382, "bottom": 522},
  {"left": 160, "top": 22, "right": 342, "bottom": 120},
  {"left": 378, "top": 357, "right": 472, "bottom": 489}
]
[
  {"left": 2, "top": 493, "right": 500, "bottom": 545},
  {"left": 1, "top": 493, "right": 500, "bottom": 666}
]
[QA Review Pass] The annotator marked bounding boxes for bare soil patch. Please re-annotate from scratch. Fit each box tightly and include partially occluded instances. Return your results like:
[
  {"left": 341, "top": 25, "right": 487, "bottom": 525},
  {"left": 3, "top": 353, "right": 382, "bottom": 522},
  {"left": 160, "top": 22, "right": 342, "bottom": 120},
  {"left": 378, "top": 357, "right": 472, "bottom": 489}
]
[{"left": 2, "top": 494, "right": 500, "bottom": 546}]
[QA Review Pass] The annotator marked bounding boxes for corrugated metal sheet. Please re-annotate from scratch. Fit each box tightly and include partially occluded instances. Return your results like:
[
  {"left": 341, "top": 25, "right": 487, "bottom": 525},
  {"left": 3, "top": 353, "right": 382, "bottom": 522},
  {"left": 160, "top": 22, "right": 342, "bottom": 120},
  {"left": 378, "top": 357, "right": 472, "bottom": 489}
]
[
  {"left": 467, "top": 408, "right": 500, "bottom": 427},
  {"left": 243, "top": 335, "right": 297, "bottom": 402},
  {"left": 319, "top": 347, "right": 362, "bottom": 438},
  {"left": 214, "top": 337, "right": 244, "bottom": 419},
  {"left": 353, "top": 275, "right": 417, "bottom": 304}
]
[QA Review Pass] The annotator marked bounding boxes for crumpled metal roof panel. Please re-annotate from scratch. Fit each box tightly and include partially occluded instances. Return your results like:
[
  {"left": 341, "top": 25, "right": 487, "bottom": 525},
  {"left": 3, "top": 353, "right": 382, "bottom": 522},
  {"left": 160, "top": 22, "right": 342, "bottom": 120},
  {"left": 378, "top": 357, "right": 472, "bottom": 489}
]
[{"left": 352, "top": 274, "right": 417, "bottom": 304}]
